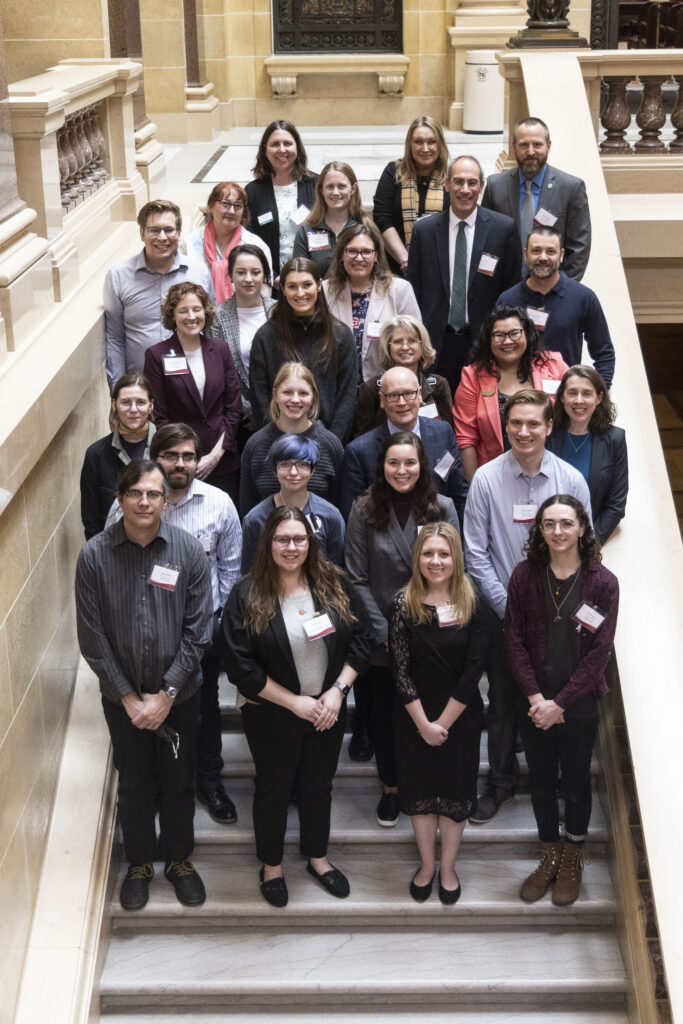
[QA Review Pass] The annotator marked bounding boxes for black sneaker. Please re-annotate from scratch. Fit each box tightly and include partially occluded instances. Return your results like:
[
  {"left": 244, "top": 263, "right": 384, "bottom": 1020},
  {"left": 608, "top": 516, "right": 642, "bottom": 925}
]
[
  {"left": 196, "top": 784, "right": 237, "bottom": 824},
  {"left": 468, "top": 789, "right": 514, "bottom": 825},
  {"left": 164, "top": 859, "right": 206, "bottom": 906},
  {"left": 376, "top": 791, "right": 400, "bottom": 827},
  {"left": 120, "top": 863, "right": 154, "bottom": 910}
]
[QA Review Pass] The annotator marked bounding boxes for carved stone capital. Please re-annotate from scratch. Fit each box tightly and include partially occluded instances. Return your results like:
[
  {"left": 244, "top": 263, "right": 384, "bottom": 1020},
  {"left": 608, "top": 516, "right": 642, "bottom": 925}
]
[
  {"left": 271, "top": 76, "right": 297, "bottom": 98},
  {"left": 378, "top": 73, "right": 404, "bottom": 96}
]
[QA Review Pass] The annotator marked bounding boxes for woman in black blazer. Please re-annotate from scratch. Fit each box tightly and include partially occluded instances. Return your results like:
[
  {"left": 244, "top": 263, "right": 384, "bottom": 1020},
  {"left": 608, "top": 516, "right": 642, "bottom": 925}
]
[
  {"left": 547, "top": 366, "right": 628, "bottom": 543},
  {"left": 222, "top": 506, "right": 371, "bottom": 908},
  {"left": 245, "top": 120, "right": 318, "bottom": 283}
]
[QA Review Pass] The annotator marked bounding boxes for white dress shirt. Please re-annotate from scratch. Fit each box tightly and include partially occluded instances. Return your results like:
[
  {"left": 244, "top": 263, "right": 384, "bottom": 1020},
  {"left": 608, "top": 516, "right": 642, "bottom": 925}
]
[{"left": 448, "top": 207, "right": 478, "bottom": 325}]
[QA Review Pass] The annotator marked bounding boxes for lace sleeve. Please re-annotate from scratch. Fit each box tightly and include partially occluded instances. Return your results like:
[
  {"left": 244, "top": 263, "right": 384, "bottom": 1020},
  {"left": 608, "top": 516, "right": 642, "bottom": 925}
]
[{"left": 389, "top": 594, "right": 420, "bottom": 705}]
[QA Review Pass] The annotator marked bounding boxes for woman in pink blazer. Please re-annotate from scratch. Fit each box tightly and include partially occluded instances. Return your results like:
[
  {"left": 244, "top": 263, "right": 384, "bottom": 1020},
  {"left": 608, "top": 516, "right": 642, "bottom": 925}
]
[{"left": 453, "top": 305, "right": 567, "bottom": 482}]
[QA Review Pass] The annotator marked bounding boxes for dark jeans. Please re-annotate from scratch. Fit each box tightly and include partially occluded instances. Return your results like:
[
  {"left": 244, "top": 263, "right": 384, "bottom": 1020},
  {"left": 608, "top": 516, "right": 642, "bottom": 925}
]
[
  {"left": 102, "top": 691, "right": 200, "bottom": 864},
  {"left": 435, "top": 325, "right": 472, "bottom": 395},
  {"left": 242, "top": 701, "right": 346, "bottom": 866},
  {"left": 366, "top": 664, "right": 398, "bottom": 788},
  {"left": 196, "top": 610, "right": 225, "bottom": 790},
  {"left": 518, "top": 706, "right": 598, "bottom": 842},
  {"left": 484, "top": 616, "right": 519, "bottom": 794}
]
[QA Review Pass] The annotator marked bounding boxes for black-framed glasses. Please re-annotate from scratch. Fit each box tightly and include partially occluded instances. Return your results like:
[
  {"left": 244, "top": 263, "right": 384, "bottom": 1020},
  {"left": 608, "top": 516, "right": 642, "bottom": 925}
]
[
  {"left": 157, "top": 451, "right": 197, "bottom": 464},
  {"left": 381, "top": 388, "right": 419, "bottom": 404},
  {"left": 218, "top": 200, "right": 244, "bottom": 211},
  {"left": 491, "top": 328, "right": 524, "bottom": 343}
]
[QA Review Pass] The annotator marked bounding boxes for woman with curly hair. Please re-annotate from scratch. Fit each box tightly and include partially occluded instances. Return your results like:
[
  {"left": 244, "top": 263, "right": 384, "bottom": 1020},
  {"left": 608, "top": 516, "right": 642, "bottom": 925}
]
[
  {"left": 453, "top": 304, "right": 568, "bottom": 483},
  {"left": 143, "top": 281, "right": 242, "bottom": 499},
  {"left": 222, "top": 506, "right": 371, "bottom": 908},
  {"left": 390, "top": 522, "right": 490, "bottom": 904},
  {"left": 505, "top": 494, "right": 619, "bottom": 907},
  {"left": 344, "top": 432, "right": 460, "bottom": 829}
]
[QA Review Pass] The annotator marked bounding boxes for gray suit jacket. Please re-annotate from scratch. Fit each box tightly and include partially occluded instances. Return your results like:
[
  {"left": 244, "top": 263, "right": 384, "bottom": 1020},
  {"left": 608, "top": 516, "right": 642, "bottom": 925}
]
[
  {"left": 213, "top": 295, "right": 277, "bottom": 417},
  {"left": 344, "top": 495, "right": 459, "bottom": 665},
  {"left": 481, "top": 163, "right": 591, "bottom": 281}
]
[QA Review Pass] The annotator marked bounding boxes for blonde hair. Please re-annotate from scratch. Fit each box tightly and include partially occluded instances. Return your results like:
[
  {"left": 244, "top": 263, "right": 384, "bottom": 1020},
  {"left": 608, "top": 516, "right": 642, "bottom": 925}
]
[
  {"left": 378, "top": 315, "right": 436, "bottom": 372},
  {"left": 396, "top": 117, "right": 449, "bottom": 187},
  {"left": 307, "top": 162, "right": 365, "bottom": 227},
  {"left": 269, "top": 361, "right": 320, "bottom": 423},
  {"left": 402, "top": 522, "right": 476, "bottom": 627}
]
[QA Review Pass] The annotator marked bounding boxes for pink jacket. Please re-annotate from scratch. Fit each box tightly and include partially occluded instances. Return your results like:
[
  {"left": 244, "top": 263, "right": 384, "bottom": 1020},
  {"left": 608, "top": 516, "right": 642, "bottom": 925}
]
[{"left": 453, "top": 351, "right": 568, "bottom": 468}]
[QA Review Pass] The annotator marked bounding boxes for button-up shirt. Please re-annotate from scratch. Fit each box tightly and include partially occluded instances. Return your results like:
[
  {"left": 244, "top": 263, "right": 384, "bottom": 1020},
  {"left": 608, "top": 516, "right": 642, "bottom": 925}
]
[
  {"left": 464, "top": 448, "right": 592, "bottom": 619},
  {"left": 103, "top": 248, "right": 214, "bottom": 390},
  {"left": 75, "top": 520, "right": 213, "bottom": 703},
  {"left": 105, "top": 478, "right": 241, "bottom": 612}
]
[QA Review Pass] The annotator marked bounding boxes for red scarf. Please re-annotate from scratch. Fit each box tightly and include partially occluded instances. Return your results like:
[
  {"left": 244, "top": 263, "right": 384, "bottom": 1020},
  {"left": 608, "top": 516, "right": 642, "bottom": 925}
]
[{"left": 203, "top": 219, "right": 243, "bottom": 305}]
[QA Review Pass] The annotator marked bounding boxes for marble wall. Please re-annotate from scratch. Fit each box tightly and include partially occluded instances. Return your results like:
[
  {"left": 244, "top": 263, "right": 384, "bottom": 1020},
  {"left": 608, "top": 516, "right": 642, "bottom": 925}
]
[{"left": 0, "top": 369, "right": 109, "bottom": 1019}]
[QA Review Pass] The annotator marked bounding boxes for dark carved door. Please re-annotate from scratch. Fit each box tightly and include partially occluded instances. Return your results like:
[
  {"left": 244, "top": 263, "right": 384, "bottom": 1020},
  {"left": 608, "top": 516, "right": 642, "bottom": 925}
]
[{"left": 273, "top": 0, "right": 403, "bottom": 53}]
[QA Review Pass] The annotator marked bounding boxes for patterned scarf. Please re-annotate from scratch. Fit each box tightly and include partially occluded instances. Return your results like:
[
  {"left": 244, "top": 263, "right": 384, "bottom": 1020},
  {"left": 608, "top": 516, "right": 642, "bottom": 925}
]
[{"left": 401, "top": 176, "right": 445, "bottom": 247}]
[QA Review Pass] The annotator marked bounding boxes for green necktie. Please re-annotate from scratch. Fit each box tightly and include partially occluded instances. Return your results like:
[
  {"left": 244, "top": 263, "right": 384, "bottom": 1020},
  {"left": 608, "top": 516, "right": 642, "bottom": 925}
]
[{"left": 448, "top": 220, "right": 467, "bottom": 332}]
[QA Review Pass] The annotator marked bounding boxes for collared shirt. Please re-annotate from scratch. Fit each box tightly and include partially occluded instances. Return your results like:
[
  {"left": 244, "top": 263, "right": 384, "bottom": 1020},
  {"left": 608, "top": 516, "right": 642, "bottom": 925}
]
[
  {"left": 387, "top": 415, "right": 422, "bottom": 439},
  {"left": 464, "top": 448, "right": 592, "bottom": 619},
  {"left": 103, "top": 248, "right": 214, "bottom": 390},
  {"left": 448, "top": 207, "right": 477, "bottom": 324},
  {"left": 241, "top": 492, "right": 345, "bottom": 573},
  {"left": 518, "top": 165, "right": 547, "bottom": 214},
  {"left": 104, "top": 478, "right": 241, "bottom": 612},
  {"left": 75, "top": 520, "right": 213, "bottom": 704}
]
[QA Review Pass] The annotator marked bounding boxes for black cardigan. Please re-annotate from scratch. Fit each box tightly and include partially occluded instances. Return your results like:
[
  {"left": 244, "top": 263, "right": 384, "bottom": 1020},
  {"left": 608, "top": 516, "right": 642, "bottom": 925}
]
[
  {"left": 80, "top": 425, "right": 155, "bottom": 539},
  {"left": 245, "top": 175, "right": 318, "bottom": 273}
]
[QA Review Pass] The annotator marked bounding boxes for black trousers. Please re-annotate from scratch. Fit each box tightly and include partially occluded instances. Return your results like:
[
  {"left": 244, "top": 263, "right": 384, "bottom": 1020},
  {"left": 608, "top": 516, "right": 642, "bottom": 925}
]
[
  {"left": 484, "top": 616, "right": 520, "bottom": 794},
  {"left": 519, "top": 706, "right": 598, "bottom": 843},
  {"left": 102, "top": 691, "right": 200, "bottom": 864},
  {"left": 366, "top": 665, "right": 398, "bottom": 788},
  {"left": 196, "top": 610, "right": 225, "bottom": 790},
  {"left": 436, "top": 326, "right": 472, "bottom": 395},
  {"left": 242, "top": 701, "right": 346, "bottom": 866}
]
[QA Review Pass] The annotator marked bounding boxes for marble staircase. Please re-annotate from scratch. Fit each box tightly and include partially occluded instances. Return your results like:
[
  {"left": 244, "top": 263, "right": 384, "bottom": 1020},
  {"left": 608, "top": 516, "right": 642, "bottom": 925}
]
[{"left": 98, "top": 682, "right": 631, "bottom": 1022}]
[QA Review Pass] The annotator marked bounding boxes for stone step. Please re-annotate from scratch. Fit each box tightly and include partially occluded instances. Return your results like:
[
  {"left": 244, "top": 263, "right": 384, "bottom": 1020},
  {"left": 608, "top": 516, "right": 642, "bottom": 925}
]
[
  {"left": 109, "top": 849, "right": 617, "bottom": 930},
  {"left": 104, "top": 1012, "right": 630, "bottom": 1024},
  {"left": 99, "top": 925, "right": 628, "bottom": 1011}
]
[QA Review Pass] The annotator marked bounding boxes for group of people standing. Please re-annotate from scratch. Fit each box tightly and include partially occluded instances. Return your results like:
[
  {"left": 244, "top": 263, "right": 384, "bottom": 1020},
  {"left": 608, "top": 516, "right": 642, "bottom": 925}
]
[{"left": 76, "top": 114, "right": 625, "bottom": 915}]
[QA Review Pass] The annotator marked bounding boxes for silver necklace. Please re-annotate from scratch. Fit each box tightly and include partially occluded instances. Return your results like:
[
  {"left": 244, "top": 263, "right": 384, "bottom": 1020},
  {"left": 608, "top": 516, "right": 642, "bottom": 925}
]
[
  {"left": 546, "top": 566, "right": 581, "bottom": 623},
  {"left": 567, "top": 431, "right": 590, "bottom": 454}
]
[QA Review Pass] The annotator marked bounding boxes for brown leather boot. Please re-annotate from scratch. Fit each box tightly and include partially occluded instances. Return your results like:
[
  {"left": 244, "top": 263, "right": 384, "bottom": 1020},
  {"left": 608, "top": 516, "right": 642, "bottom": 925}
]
[
  {"left": 552, "top": 840, "right": 584, "bottom": 906},
  {"left": 520, "top": 841, "right": 563, "bottom": 903}
]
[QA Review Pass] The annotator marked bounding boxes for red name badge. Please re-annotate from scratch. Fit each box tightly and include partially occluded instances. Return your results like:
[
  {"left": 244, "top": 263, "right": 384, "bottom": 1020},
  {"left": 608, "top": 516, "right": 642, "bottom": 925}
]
[
  {"left": 303, "top": 613, "right": 335, "bottom": 640},
  {"left": 571, "top": 602, "right": 606, "bottom": 633},
  {"left": 149, "top": 565, "right": 180, "bottom": 590}
]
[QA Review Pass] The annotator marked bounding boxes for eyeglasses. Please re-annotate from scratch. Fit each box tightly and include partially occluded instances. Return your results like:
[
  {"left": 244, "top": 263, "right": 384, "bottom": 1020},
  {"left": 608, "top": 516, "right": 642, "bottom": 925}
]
[
  {"left": 381, "top": 388, "right": 419, "bottom": 404},
  {"left": 157, "top": 451, "right": 197, "bottom": 464},
  {"left": 144, "top": 227, "right": 178, "bottom": 238},
  {"left": 272, "top": 535, "right": 309, "bottom": 548},
  {"left": 218, "top": 200, "right": 244, "bottom": 211},
  {"left": 492, "top": 328, "right": 524, "bottom": 342},
  {"left": 117, "top": 399, "right": 150, "bottom": 410},
  {"left": 344, "top": 248, "right": 376, "bottom": 260},
  {"left": 124, "top": 489, "right": 165, "bottom": 501},
  {"left": 277, "top": 460, "right": 313, "bottom": 472},
  {"left": 540, "top": 520, "right": 578, "bottom": 533}
]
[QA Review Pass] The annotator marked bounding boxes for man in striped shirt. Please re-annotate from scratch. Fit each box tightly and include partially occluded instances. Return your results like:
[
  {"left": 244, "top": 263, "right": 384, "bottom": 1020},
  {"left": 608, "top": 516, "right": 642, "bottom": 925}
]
[{"left": 76, "top": 460, "right": 213, "bottom": 910}]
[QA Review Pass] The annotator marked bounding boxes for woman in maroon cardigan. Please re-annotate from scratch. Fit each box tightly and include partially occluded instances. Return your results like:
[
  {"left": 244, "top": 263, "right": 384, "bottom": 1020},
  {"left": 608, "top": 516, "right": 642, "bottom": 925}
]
[{"left": 504, "top": 494, "right": 619, "bottom": 908}]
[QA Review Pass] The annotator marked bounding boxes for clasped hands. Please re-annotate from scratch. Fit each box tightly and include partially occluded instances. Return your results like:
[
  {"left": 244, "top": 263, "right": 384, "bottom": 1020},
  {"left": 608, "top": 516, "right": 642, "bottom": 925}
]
[
  {"left": 528, "top": 695, "right": 565, "bottom": 731},
  {"left": 292, "top": 688, "right": 343, "bottom": 732},
  {"left": 122, "top": 691, "right": 172, "bottom": 730},
  {"left": 418, "top": 720, "right": 449, "bottom": 747}
]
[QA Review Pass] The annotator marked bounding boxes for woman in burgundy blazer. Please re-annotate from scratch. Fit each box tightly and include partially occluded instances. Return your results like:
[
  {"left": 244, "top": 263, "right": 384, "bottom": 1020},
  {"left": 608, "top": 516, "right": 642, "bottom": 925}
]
[{"left": 144, "top": 282, "right": 242, "bottom": 501}]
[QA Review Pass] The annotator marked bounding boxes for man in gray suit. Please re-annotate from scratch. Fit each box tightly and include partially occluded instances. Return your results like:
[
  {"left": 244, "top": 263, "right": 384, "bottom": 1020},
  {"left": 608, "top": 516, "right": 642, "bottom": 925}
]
[{"left": 481, "top": 117, "right": 591, "bottom": 281}]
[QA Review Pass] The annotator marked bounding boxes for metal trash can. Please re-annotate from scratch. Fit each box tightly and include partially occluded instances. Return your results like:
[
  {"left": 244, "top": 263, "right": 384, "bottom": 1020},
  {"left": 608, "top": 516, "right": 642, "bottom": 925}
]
[{"left": 463, "top": 50, "right": 504, "bottom": 134}]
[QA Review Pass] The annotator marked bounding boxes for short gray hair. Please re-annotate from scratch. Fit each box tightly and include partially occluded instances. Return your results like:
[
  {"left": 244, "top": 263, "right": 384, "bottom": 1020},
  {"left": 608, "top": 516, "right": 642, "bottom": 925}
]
[{"left": 447, "top": 154, "right": 485, "bottom": 184}]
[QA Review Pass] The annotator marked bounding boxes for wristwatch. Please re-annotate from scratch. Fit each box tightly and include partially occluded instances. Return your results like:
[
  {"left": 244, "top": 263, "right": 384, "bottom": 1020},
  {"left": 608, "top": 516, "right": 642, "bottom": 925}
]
[
  {"left": 162, "top": 685, "right": 178, "bottom": 700},
  {"left": 333, "top": 681, "right": 350, "bottom": 697}
]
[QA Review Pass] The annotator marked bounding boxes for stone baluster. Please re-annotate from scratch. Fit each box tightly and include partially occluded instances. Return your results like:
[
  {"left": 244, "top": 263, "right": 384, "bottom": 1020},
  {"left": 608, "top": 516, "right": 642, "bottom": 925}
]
[
  {"left": 670, "top": 76, "right": 683, "bottom": 153},
  {"left": 634, "top": 75, "right": 668, "bottom": 152},
  {"left": 89, "top": 103, "right": 109, "bottom": 183},
  {"left": 56, "top": 129, "right": 71, "bottom": 212},
  {"left": 69, "top": 114, "right": 90, "bottom": 201},
  {"left": 600, "top": 76, "right": 633, "bottom": 153},
  {"left": 61, "top": 121, "right": 81, "bottom": 209},
  {"left": 75, "top": 110, "right": 95, "bottom": 192}
]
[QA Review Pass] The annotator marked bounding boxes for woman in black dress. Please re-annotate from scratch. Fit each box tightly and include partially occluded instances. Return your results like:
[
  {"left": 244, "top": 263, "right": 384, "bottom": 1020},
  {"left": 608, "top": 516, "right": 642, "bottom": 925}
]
[{"left": 389, "top": 522, "right": 490, "bottom": 904}]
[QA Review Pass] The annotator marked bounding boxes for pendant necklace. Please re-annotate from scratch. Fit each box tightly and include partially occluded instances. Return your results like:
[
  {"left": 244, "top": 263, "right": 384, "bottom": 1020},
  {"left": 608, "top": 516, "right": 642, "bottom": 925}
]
[
  {"left": 546, "top": 566, "right": 581, "bottom": 622},
  {"left": 567, "top": 432, "right": 590, "bottom": 454}
]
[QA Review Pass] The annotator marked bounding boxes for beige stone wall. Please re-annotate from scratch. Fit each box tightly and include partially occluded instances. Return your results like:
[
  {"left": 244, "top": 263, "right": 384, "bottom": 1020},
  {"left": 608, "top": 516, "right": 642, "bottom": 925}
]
[
  {"left": 3, "top": 0, "right": 109, "bottom": 82},
  {"left": 0, "top": 369, "right": 109, "bottom": 1018}
]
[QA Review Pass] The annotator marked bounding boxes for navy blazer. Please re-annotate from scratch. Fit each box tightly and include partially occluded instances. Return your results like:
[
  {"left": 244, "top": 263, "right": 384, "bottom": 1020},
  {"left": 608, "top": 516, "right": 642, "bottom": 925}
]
[
  {"left": 407, "top": 207, "right": 522, "bottom": 358},
  {"left": 143, "top": 332, "right": 243, "bottom": 475},
  {"left": 547, "top": 426, "right": 628, "bottom": 544},
  {"left": 339, "top": 418, "right": 468, "bottom": 525}
]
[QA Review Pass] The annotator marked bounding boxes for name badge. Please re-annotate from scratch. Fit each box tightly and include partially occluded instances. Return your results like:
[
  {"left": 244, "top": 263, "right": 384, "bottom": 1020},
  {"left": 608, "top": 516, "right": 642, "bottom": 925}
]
[
  {"left": 534, "top": 207, "right": 558, "bottom": 228},
  {"left": 149, "top": 565, "right": 180, "bottom": 590},
  {"left": 291, "top": 204, "right": 310, "bottom": 226},
  {"left": 527, "top": 307, "right": 548, "bottom": 330},
  {"left": 258, "top": 211, "right": 274, "bottom": 226},
  {"left": 199, "top": 534, "right": 213, "bottom": 555},
  {"left": 572, "top": 602, "right": 606, "bottom": 633},
  {"left": 512, "top": 502, "right": 537, "bottom": 524},
  {"left": 433, "top": 450, "right": 455, "bottom": 481},
  {"left": 303, "top": 613, "right": 335, "bottom": 640},
  {"left": 418, "top": 403, "right": 439, "bottom": 419},
  {"left": 306, "top": 512, "right": 323, "bottom": 534},
  {"left": 366, "top": 321, "right": 383, "bottom": 340},
  {"left": 163, "top": 355, "right": 189, "bottom": 375},
  {"left": 477, "top": 252, "right": 499, "bottom": 276},
  {"left": 307, "top": 231, "right": 330, "bottom": 251},
  {"left": 542, "top": 378, "right": 561, "bottom": 396},
  {"left": 436, "top": 604, "right": 460, "bottom": 627}
]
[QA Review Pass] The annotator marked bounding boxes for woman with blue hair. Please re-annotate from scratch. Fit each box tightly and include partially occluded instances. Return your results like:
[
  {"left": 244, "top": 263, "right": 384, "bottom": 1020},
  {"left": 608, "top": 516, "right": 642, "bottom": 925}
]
[{"left": 241, "top": 434, "right": 345, "bottom": 572}]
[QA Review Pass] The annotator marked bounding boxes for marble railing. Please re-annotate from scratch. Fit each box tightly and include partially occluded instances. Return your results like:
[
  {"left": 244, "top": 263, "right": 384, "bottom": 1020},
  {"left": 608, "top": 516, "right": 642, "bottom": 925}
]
[{"left": 57, "top": 104, "right": 110, "bottom": 215}]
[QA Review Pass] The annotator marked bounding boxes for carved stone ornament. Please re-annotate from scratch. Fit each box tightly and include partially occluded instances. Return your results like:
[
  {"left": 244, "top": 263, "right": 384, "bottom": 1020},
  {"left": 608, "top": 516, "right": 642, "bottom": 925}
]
[
  {"left": 635, "top": 76, "right": 668, "bottom": 153},
  {"left": 272, "top": 76, "right": 298, "bottom": 97},
  {"left": 600, "top": 76, "right": 632, "bottom": 153}
]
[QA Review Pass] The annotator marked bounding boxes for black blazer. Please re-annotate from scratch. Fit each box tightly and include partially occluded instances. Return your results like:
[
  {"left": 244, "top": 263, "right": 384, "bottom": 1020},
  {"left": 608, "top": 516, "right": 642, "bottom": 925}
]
[
  {"left": 407, "top": 207, "right": 522, "bottom": 356},
  {"left": 245, "top": 176, "right": 318, "bottom": 273},
  {"left": 547, "top": 426, "right": 628, "bottom": 543},
  {"left": 80, "top": 425, "right": 155, "bottom": 539},
  {"left": 221, "top": 575, "right": 372, "bottom": 702}
]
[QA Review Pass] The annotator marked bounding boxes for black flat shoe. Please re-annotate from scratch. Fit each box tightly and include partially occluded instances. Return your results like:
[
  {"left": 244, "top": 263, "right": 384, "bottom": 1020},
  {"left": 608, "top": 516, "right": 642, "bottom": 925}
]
[
  {"left": 196, "top": 784, "right": 237, "bottom": 824},
  {"left": 348, "top": 728, "right": 373, "bottom": 762},
  {"left": 409, "top": 868, "right": 435, "bottom": 903},
  {"left": 438, "top": 872, "right": 461, "bottom": 905},
  {"left": 307, "top": 862, "right": 350, "bottom": 898},
  {"left": 259, "top": 866, "right": 288, "bottom": 908}
]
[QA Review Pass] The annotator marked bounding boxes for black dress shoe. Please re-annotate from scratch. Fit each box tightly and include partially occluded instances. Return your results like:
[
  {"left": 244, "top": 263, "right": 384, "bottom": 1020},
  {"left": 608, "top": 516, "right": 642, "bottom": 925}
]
[
  {"left": 307, "top": 862, "right": 350, "bottom": 898},
  {"left": 259, "top": 866, "right": 288, "bottom": 908},
  {"left": 120, "top": 863, "right": 154, "bottom": 910},
  {"left": 438, "top": 872, "right": 462, "bottom": 906},
  {"left": 348, "top": 728, "right": 373, "bottom": 762},
  {"left": 409, "top": 868, "right": 435, "bottom": 903},
  {"left": 196, "top": 784, "right": 237, "bottom": 824},
  {"left": 164, "top": 860, "right": 206, "bottom": 906}
]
